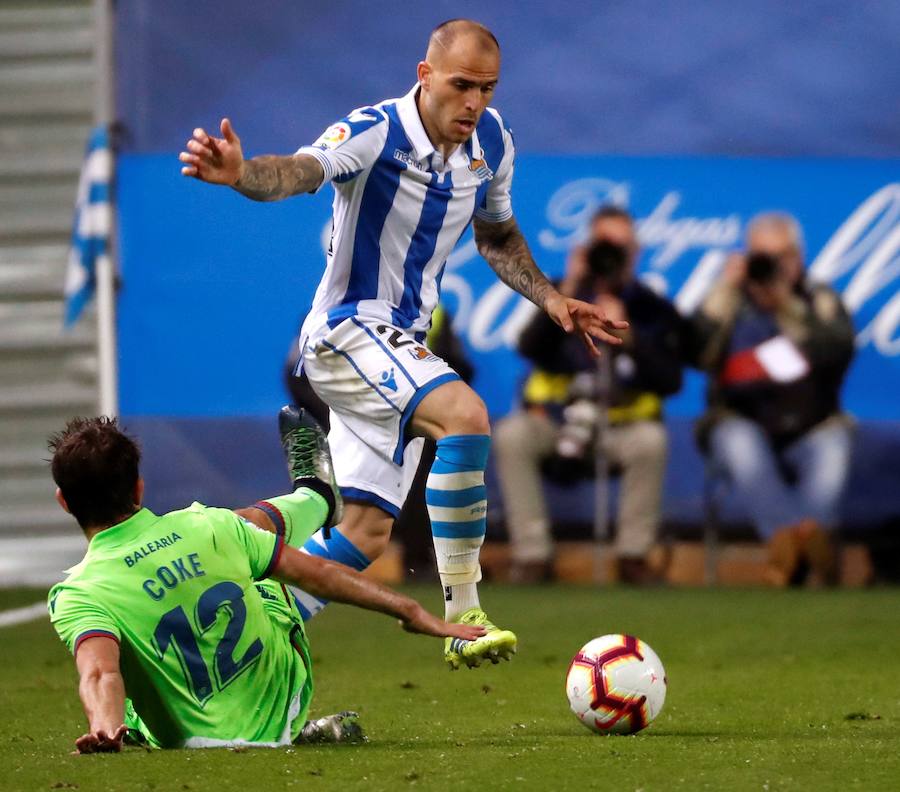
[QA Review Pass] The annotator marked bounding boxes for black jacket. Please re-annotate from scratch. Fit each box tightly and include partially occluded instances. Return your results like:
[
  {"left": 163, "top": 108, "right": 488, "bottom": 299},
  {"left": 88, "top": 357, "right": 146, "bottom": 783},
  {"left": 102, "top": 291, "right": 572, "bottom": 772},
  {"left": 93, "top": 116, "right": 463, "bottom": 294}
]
[
  {"left": 688, "top": 279, "right": 854, "bottom": 445},
  {"left": 517, "top": 280, "right": 685, "bottom": 410}
]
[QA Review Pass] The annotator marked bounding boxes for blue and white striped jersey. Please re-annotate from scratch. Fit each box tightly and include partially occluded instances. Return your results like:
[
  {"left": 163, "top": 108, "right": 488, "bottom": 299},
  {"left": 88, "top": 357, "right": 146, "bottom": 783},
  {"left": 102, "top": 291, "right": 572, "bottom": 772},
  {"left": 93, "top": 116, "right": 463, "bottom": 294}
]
[{"left": 298, "top": 84, "right": 515, "bottom": 345}]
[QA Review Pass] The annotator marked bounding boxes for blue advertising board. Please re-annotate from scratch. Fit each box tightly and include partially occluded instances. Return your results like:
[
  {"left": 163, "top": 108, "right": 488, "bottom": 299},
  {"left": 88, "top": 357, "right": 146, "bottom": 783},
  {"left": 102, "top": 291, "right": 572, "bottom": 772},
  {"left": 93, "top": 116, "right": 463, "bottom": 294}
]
[
  {"left": 109, "top": 1, "right": 900, "bottom": 522},
  {"left": 118, "top": 155, "right": 900, "bottom": 422}
]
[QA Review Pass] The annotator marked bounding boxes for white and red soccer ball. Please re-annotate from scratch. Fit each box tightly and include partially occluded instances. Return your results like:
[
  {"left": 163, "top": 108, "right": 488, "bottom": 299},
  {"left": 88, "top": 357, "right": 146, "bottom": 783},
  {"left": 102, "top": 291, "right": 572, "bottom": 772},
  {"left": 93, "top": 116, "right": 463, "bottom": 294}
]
[{"left": 566, "top": 634, "right": 667, "bottom": 735}]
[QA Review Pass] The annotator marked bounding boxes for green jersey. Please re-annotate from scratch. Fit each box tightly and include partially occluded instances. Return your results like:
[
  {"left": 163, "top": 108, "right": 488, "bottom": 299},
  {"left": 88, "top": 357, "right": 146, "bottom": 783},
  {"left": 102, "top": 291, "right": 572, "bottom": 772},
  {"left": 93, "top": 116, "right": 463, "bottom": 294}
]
[{"left": 48, "top": 504, "right": 313, "bottom": 748}]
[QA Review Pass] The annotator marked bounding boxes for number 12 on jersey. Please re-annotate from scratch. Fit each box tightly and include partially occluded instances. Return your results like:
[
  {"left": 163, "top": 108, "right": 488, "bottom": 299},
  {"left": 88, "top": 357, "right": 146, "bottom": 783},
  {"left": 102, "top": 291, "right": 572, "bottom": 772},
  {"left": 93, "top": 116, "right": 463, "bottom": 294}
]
[{"left": 152, "top": 581, "right": 263, "bottom": 703}]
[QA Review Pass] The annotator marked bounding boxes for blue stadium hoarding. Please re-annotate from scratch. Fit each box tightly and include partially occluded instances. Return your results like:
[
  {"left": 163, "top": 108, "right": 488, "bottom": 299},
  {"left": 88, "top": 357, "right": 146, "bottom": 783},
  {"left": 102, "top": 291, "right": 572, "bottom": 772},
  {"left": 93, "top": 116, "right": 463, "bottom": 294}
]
[
  {"left": 110, "top": 0, "right": 900, "bottom": 519},
  {"left": 117, "top": 155, "right": 900, "bottom": 422}
]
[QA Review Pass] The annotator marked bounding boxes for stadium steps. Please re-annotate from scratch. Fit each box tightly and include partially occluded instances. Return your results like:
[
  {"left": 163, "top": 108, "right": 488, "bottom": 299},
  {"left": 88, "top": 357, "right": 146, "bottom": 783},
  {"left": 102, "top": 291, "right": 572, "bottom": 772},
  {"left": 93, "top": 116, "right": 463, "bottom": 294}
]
[
  {"left": 0, "top": 0, "right": 98, "bottom": 544},
  {"left": 0, "top": 122, "right": 87, "bottom": 179}
]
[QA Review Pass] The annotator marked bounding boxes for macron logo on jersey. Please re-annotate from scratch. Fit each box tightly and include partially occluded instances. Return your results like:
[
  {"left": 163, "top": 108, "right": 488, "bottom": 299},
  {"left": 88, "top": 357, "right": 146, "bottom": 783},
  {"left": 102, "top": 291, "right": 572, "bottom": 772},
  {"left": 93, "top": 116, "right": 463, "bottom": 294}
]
[{"left": 393, "top": 149, "right": 428, "bottom": 172}]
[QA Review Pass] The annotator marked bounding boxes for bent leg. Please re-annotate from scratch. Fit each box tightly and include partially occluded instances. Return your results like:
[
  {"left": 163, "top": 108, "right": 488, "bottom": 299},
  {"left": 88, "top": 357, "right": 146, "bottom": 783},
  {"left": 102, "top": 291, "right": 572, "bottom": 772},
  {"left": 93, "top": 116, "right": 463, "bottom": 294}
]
[
  {"left": 291, "top": 502, "right": 390, "bottom": 620},
  {"left": 412, "top": 379, "right": 491, "bottom": 620},
  {"left": 238, "top": 491, "right": 385, "bottom": 621},
  {"left": 708, "top": 417, "right": 799, "bottom": 540},
  {"left": 607, "top": 420, "right": 667, "bottom": 560},
  {"left": 493, "top": 410, "right": 557, "bottom": 565},
  {"left": 784, "top": 420, "right": 853, "bottom": 530},
  {"left": 236, "top": 488, "right": 330, "bottom": 546}
]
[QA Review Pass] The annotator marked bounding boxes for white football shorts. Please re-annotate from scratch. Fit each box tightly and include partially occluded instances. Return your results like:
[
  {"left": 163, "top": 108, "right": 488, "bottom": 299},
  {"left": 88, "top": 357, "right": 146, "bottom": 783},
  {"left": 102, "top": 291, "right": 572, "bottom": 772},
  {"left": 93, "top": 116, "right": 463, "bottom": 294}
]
[{"left": 301, "top": 316, "right": 460, "bottom": 516}]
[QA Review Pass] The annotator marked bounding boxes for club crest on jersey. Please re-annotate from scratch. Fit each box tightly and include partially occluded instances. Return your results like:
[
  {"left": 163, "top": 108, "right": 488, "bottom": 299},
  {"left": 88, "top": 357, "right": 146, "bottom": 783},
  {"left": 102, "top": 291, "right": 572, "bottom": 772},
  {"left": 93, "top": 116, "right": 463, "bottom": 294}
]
[
  {"left": 469, "top": 150, "right": 493, "bottom": 181},
  {"left": 408, "top": 346, "right": 439, "bottom": 362},
  {"left": 314, "top": 122, "right": 351, "bottom": 150}
]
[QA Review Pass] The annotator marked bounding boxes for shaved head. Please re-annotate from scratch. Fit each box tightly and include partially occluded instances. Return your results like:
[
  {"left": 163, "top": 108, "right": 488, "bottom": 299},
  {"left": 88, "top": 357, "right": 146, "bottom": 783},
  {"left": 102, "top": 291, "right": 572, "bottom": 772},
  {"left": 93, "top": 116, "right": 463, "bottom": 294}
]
[
  {"left": 426, "top": 19, "right": 500, "bottom": 65},
  {"left": 416, "top": 19, "right": 501, "bottom": 156}
]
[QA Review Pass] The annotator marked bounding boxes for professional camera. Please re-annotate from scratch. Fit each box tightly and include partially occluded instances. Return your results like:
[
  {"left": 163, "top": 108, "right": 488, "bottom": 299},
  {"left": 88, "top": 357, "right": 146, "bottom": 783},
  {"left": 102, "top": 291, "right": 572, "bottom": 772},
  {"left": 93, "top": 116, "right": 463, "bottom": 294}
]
[
  {"left": 556, "top": 399, "right": 599, "bottom": 461},
  {"left": 586, "top": 239, "right": 629, "bottom": 281},
  {"left": 745, "top": 251, "right": 780, "bottom": 284},
  {"left": 543, "top": 372, "right": 602, "bottom": 481}
]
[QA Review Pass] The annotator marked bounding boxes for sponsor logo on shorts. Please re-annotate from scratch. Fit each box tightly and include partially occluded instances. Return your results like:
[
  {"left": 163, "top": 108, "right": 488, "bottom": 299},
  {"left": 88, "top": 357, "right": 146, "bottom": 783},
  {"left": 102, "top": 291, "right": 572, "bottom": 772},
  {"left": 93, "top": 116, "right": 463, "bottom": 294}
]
[{"left": 379, "top": 367, "right": 398, "bottom": 392}]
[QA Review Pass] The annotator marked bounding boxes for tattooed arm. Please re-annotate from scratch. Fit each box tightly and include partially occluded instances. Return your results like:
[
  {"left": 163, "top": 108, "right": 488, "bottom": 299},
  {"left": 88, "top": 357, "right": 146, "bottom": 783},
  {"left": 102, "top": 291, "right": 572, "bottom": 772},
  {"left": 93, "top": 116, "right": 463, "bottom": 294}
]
[
  {"left": 234, "top": 155, "right": 324, "bottom": 201},
  {"left": 473, "top": 216, "right": 556, "bottom": 308},
  {"left": 179, "top": 118, "right": 324, "bottom": 200},
  {"left": 473, "top": 216, "right": 628, "bottom": 354}
]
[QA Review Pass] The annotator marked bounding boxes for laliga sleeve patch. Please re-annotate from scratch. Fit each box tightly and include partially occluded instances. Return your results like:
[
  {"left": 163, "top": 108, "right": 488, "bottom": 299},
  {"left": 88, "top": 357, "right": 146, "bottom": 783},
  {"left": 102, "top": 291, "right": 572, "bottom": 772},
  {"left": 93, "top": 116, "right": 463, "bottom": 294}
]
[{"left": 314, "top": 122, "right": 352, "bottom": 150}]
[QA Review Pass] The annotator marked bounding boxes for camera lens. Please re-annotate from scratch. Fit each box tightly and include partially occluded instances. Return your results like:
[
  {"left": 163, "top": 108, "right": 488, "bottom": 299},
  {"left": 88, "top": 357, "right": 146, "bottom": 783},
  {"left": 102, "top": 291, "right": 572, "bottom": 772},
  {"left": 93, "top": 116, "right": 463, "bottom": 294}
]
[
  {"left": 587, "top": 240, "right": 628, "bottom": 278},
  {"left": 746, "top": 252, "right": 779, "bottom": 283}
]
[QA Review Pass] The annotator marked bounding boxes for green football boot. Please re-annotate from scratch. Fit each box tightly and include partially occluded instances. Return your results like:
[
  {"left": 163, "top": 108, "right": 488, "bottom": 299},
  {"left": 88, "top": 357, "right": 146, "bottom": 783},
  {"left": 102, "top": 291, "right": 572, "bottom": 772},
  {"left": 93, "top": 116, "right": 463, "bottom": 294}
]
[
  {"left": 444, "top": 608, "right": 518, "bottom": 670},
  {"left": 278, "top": 405, "right": 343, "bottom": 529}
]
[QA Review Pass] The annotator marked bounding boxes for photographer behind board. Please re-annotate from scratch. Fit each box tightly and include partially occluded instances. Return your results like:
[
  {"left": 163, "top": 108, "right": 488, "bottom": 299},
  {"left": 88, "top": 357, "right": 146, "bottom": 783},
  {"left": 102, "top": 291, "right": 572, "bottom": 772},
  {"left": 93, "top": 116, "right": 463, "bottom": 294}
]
[
  {"left": 690, "top": 212, "right": 855, "bottom": 586},
  {"left": 494, "top": 206, "right": 685, "bottom": 584}
]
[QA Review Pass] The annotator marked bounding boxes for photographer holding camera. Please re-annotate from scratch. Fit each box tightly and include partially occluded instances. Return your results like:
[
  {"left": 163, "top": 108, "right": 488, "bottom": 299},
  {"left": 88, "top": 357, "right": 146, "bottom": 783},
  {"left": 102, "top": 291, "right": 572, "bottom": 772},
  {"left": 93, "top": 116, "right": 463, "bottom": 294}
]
[
  {"left": 494, "top": 206, "right": 685, "bottom": 583},
  {"left": 691, "top": 212, "right": 855, "bottom": 586}
]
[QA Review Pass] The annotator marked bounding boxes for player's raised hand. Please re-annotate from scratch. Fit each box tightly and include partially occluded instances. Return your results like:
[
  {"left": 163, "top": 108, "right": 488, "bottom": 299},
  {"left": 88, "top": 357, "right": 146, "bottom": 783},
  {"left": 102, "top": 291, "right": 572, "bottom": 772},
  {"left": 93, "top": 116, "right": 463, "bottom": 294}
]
[
  {"left": 179, "top": 118, "right": 244, "bottom": 186},
  {"left": 544, "top": 291, "right": 629, "bottom": 357},
  {"left": 74, "top": 724, "right": 127, "bottom": 754},
  {"left": 400, "top": 603, "right": 488, "bottom": 640}
]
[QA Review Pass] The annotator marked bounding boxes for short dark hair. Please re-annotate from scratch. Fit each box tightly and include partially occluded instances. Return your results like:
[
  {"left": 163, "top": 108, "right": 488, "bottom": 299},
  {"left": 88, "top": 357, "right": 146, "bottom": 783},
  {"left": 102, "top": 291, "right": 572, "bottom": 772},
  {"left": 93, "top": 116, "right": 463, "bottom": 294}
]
[
  {"left": 592, "top": 205, "right": 633, "bottom": 225},
  {"left": 48, "top": 416, "right": 141, "bottom": 529}
]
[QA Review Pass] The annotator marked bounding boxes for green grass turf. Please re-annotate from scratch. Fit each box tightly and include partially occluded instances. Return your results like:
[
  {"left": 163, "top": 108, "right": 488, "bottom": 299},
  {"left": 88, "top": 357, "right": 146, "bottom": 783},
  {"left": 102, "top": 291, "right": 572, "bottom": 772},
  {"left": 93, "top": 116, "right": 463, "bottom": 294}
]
[{"left": 2, "top": 584, "right": 899, "bottom": 791}]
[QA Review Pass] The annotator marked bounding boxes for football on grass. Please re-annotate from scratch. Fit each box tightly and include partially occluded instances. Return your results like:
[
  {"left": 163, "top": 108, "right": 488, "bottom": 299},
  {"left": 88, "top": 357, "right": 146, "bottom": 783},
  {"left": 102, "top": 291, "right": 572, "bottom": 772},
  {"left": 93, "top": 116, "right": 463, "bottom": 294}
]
[{"left": 566, "top": 634, "right": 667, "bottom": 734}]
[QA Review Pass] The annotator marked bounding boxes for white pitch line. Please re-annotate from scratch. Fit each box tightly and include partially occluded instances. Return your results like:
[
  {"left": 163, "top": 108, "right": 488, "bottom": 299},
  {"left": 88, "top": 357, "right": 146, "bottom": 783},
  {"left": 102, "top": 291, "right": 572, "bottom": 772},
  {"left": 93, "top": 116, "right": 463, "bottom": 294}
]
[{"left": 0, "top": 601, "right": 47, "bottom": 628}]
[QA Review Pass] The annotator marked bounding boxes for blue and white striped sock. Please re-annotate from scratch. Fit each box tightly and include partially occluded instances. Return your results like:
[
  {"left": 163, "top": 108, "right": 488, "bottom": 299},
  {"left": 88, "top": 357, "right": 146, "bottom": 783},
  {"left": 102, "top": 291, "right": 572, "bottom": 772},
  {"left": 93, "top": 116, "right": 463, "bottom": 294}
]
[
  {"left": 290, "top": 527, "right": 371, "bottom": 621},
  {"left": 426, "top": 434, "right": 491, "bottom": 621}
]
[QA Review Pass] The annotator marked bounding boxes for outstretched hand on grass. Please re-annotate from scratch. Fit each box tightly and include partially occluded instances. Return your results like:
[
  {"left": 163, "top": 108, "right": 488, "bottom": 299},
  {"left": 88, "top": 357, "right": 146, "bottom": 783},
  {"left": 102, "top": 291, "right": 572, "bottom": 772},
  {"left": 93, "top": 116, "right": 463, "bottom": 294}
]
[{"left": 74, "top": 724, "right": 127, "bottom": 754}]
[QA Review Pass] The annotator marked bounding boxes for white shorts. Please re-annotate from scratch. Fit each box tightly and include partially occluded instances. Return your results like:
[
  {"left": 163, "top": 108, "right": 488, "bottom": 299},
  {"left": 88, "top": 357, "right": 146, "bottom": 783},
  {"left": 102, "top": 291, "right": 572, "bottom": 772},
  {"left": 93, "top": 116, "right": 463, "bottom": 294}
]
[{"left": 302, "top": 316, "right": 459, "bottom": 516}]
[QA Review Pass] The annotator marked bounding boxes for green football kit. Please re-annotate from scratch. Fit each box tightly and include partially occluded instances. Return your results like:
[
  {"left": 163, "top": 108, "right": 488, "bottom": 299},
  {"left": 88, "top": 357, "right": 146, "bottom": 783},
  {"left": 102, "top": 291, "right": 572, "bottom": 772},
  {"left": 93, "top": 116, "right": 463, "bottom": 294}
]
[{"left": 48, "top": 496, "right": 325, "bottom": 748}]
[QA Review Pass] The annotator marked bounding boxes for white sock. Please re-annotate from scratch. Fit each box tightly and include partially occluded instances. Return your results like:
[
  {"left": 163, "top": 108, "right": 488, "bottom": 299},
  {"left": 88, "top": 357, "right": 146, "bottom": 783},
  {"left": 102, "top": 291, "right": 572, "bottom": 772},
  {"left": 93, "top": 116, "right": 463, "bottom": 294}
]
[{"left": 444, "top": 581, "right": 481, "bottom": 622}]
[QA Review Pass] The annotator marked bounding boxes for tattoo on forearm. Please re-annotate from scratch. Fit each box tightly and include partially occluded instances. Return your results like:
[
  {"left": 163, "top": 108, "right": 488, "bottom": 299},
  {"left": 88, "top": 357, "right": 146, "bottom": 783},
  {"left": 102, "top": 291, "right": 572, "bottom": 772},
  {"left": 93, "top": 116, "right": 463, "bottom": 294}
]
[
  {"left": 474, "top": 218, "right": 555, "bottom": 307},
  {"left": 233, "top": 155, "right": 323, "bottom": 201}
]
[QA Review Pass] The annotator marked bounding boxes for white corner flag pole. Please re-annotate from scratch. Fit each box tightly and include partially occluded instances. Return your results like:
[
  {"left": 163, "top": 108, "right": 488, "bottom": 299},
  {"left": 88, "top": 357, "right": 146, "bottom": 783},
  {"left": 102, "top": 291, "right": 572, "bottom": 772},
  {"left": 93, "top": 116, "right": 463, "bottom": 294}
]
[{"left": 93, "top": 0, "right": 119, "bottom": 416}]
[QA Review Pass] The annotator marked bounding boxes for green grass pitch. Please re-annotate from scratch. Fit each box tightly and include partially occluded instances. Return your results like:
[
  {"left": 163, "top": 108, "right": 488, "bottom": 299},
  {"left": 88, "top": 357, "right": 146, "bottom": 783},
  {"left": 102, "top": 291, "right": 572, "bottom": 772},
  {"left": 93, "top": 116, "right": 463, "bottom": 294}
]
[{"left": 2, "top": 584, "right": 898, "bottom": 791}]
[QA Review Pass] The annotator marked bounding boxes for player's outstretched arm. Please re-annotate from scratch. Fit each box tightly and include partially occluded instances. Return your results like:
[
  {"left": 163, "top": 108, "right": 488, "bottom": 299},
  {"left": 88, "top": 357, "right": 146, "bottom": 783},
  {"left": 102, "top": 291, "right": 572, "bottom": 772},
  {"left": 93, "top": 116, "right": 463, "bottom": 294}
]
[
  {"left": 73, "top": 637, "right": 127, "bottom": 754},
  {"left": 474, "top": 216, "right": 629, "bottom": 356},
  {"left": 273, "top": 547, "right": 486, "bottom": 640},
  {"left": 179, "top": 118, "right": 324, "bottom": 201}
]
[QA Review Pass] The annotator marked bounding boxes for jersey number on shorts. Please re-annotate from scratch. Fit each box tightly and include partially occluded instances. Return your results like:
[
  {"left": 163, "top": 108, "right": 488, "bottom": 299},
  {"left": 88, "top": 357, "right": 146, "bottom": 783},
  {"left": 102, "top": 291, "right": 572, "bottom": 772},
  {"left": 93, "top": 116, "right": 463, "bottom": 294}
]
[
  {"left": 151, "top": 581, "right": 264, "bottom": 703},
  {"left": 375, "top": 324, "right": 415, "bottom": 349}
]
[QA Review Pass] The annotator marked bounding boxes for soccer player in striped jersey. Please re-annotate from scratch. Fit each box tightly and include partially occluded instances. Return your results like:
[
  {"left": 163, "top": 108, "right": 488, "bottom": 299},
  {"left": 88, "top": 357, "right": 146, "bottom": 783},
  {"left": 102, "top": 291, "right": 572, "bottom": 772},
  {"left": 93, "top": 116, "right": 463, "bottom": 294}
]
[{"left": 180, "top": 19, "right": 627, "bottom": 669}]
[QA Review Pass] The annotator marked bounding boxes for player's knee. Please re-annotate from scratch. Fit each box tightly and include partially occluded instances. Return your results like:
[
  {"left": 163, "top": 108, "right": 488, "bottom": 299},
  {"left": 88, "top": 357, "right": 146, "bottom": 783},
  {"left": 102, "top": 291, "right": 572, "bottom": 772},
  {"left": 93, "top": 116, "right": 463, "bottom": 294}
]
[{"left": 443, "top": 393, "right": 490, "bottom": 437}]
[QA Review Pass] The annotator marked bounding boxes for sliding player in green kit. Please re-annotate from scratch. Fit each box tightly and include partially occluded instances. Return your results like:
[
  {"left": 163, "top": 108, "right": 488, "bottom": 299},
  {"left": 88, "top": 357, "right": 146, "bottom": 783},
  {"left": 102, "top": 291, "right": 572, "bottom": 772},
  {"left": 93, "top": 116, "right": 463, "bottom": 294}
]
[{"left": 47, "top": 408, "right": 484, "bottom": 753}]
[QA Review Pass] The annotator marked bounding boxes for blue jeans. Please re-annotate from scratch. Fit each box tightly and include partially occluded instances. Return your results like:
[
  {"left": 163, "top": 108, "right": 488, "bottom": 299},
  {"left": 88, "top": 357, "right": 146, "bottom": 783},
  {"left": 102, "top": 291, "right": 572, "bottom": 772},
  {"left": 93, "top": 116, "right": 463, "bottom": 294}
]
[{"left": 709, "top": 416, "right": 852, "bottom": 540}]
